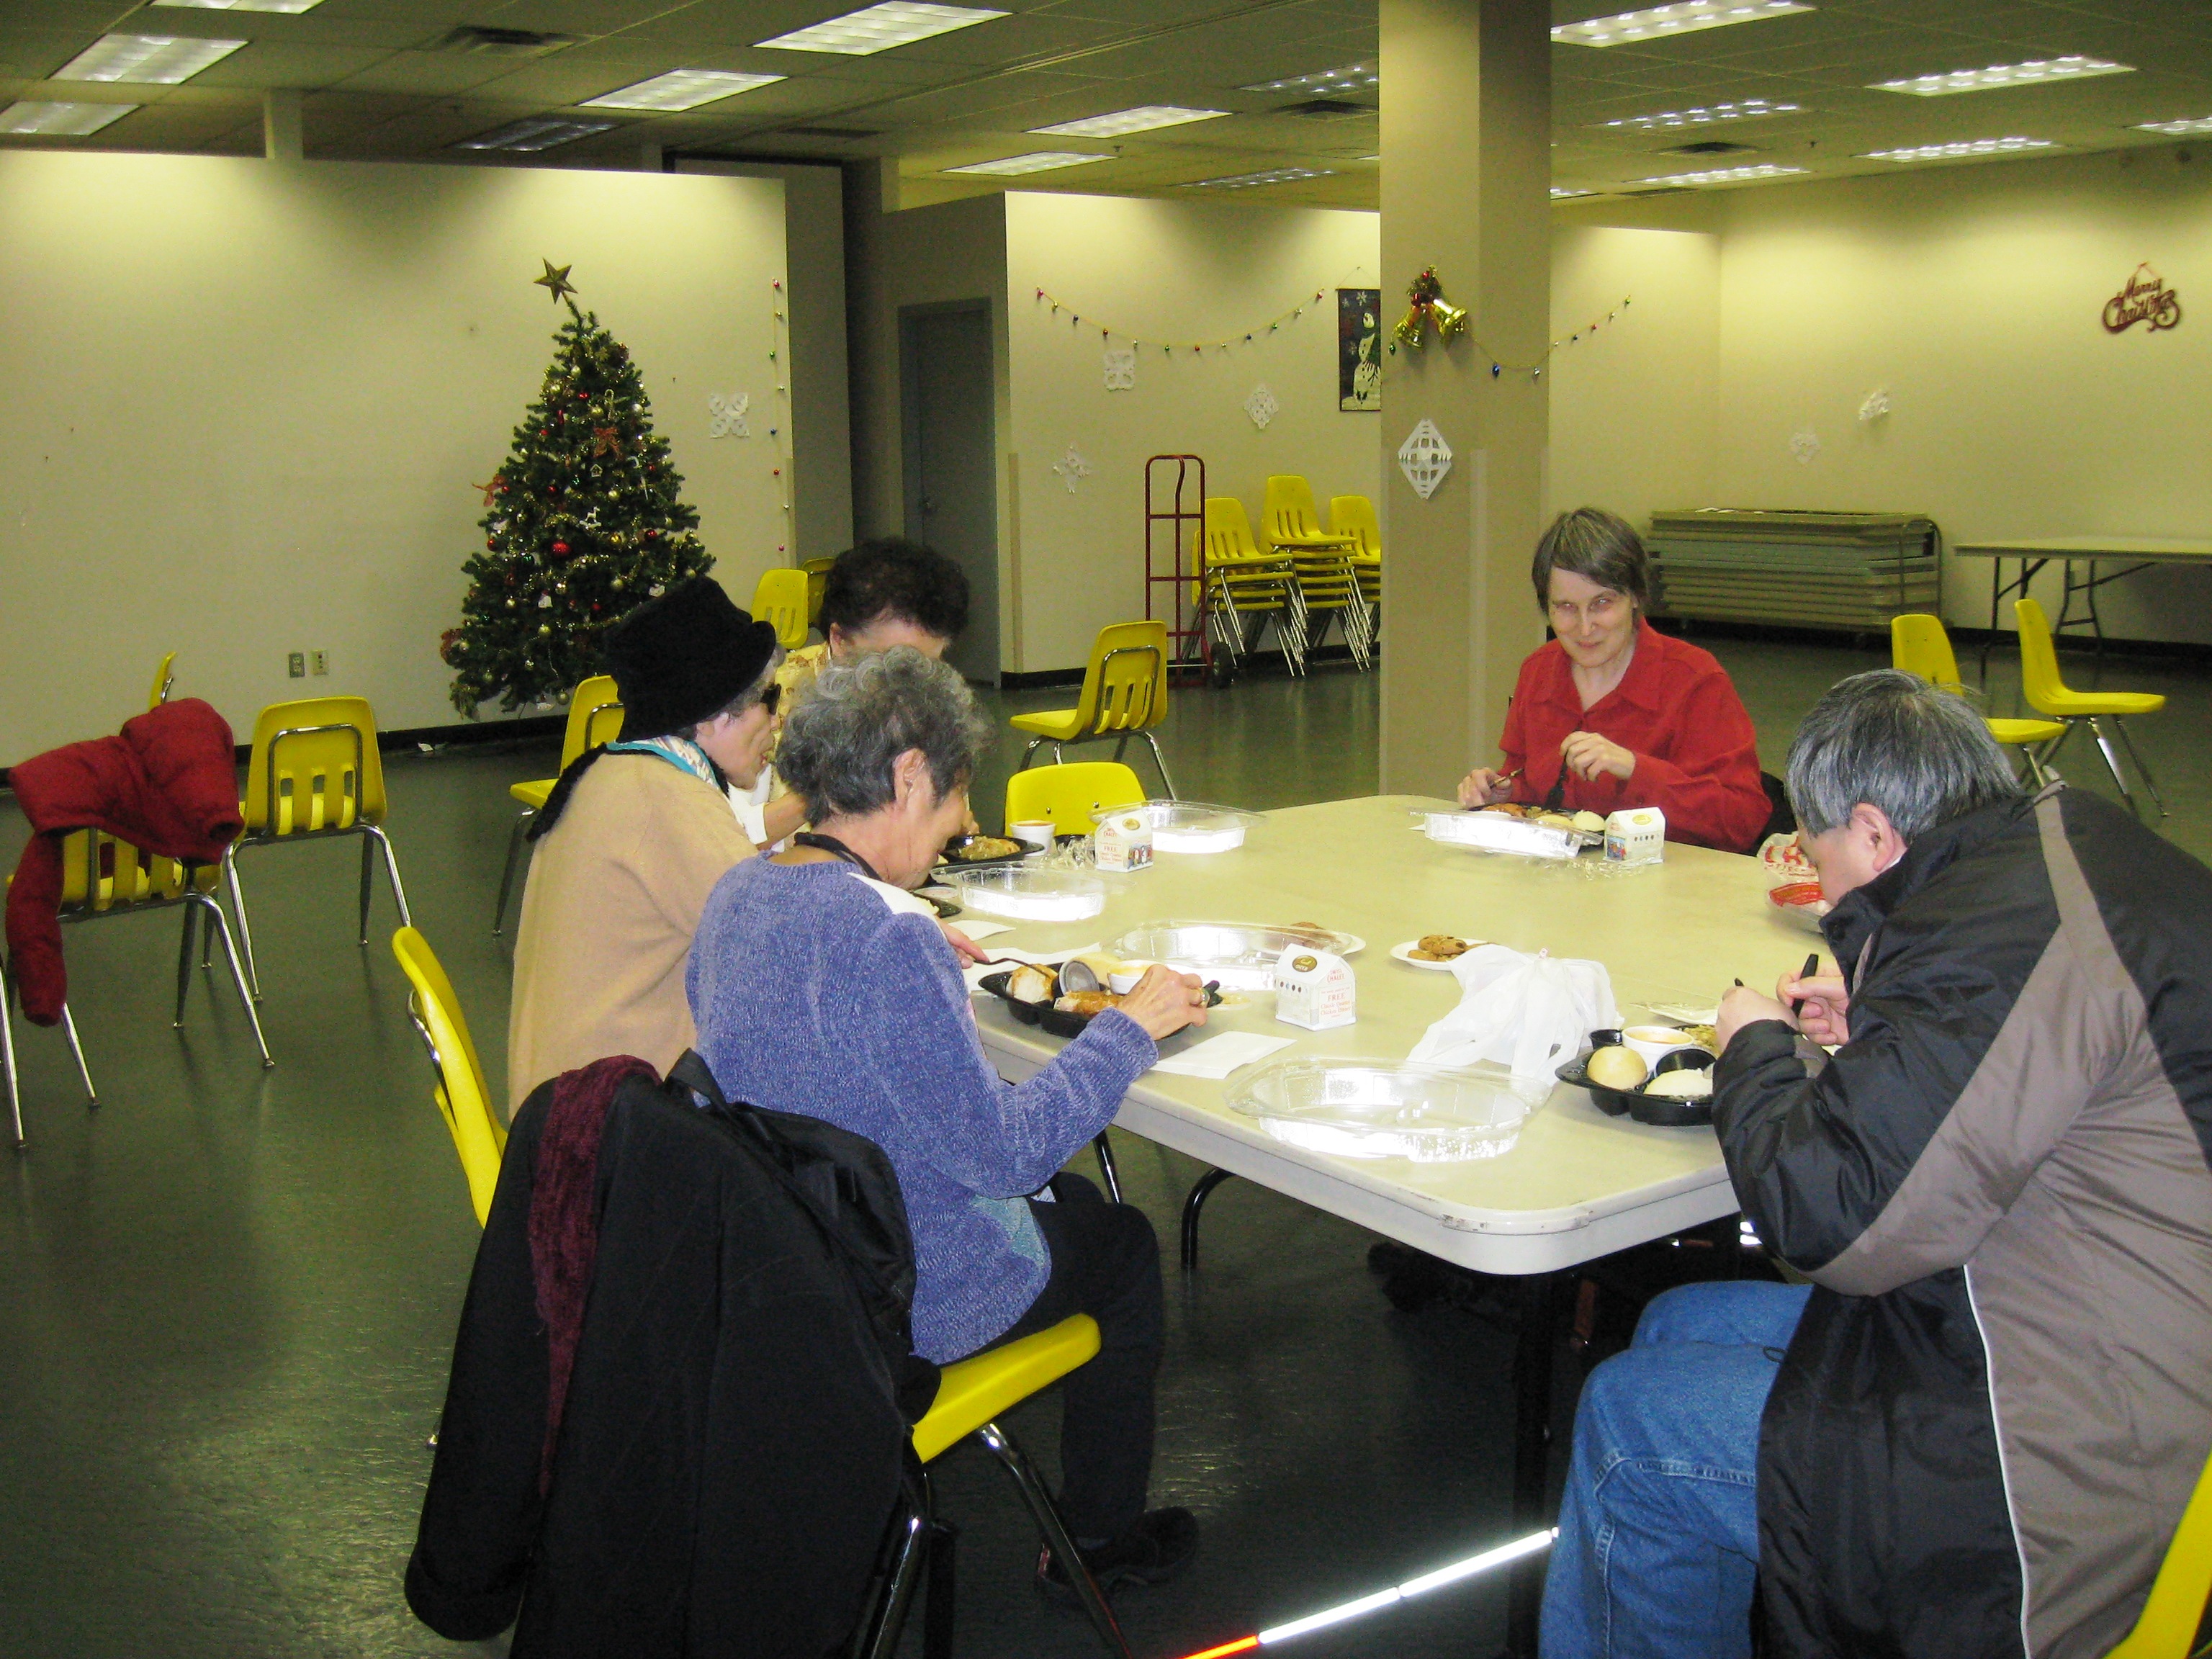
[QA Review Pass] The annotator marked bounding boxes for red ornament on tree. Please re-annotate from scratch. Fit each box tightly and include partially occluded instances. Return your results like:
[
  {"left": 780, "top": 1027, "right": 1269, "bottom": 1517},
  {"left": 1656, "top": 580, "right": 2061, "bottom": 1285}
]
[{"left": 551, "top": 541, "right": 571, "bottom": 558}]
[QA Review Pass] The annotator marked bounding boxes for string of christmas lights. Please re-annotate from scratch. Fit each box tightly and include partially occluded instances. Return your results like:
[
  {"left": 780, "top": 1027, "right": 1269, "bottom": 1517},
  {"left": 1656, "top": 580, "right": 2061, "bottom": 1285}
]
[
  {"left": 768, "top": 278, "right": 793, "bottom": 556},
  {"left": 1432, "top": 295, "right": 1634, "bottom": 382},
  {"left": 1031, "top": 283, "right": 1336, "bottom": 356}
]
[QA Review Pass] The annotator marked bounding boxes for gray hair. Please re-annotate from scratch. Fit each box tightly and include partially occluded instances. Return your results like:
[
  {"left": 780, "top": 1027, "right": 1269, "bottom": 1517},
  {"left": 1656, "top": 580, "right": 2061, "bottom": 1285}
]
[
  {"left": 1787, "top": 669, "right": 2023, "bottom": 840},
  {"left": 1532, "top": 506, "right": 1650, "bottom": 612},
  {"left": 778, "top": 646, "right": 992, "bottom": 819},
  {"left": 685, "top": 645, "right": 786, "bottom": 741}
]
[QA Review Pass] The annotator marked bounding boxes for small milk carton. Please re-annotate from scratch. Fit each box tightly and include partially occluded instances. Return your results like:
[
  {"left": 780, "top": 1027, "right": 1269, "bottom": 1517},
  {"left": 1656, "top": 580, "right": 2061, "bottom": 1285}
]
[
  {"left": 1092, "top": 810, "right": 1154, "bottom": 873},
  {"left": 1273, "top": 945, "right": 1357, "bottom": 1030},
  {"left": 1604, "top": 806, "right": 1667, "bottom": 866}
]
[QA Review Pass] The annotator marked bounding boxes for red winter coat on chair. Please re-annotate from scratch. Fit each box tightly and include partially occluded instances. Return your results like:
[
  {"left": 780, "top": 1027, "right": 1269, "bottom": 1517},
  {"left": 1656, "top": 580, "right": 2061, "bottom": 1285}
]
[{"left": 5, "top": 698, "right": 240, "bottom": 1026}]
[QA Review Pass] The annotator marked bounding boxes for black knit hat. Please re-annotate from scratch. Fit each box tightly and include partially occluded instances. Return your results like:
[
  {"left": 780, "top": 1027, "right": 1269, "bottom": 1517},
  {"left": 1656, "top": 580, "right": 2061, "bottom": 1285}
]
[{"left": 601, "top": 577, "right": 778, "bottom": 740}]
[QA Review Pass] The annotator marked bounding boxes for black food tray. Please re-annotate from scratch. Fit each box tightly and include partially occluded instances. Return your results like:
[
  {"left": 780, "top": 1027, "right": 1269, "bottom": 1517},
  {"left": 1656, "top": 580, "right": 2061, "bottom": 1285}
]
[
  {"left": 977, "top": 969, "right": 1094, "bottom": 1038},
  {"left": 1556, "top": 1047, "right": 1716, "bottom": 1128}
]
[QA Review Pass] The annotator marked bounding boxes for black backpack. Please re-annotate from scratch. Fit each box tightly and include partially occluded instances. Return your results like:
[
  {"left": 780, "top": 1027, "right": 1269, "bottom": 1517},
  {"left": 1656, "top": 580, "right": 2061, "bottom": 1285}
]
[{"left": 663, "top": 1051, "right": 941, "bottom": 1426}]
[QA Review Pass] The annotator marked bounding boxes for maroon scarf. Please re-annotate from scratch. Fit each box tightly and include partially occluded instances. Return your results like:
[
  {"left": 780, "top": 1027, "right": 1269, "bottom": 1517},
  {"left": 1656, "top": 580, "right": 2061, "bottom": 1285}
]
[{"left": 529, "top": 1053, "right": 659, "bottom": 1493}]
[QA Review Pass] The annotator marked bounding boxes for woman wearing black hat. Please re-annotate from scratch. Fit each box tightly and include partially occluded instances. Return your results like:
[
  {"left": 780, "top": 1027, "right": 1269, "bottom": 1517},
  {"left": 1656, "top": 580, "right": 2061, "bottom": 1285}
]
[{"left": 505, "top": 577, "right": 783, "bottom": 1115}]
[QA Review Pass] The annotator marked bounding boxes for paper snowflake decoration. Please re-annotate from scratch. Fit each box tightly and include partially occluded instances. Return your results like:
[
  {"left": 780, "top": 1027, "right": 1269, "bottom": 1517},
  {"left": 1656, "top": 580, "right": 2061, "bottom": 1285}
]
[
  {"left": 1789, "top": 428, "right": 1821, "bottom": 465},
  {"left": 708, "top": 392, "right": 750, "bottom": 439},
  {"left": 1102, "top": 348, "right": 1136, "bottom": 392},
  {"left": 1052, "top": 446, "right": 1094, "bottom": 494},
  {"left": 1397, "top": 418, "right": 1453, "bottom": 500},
  {"left": 1244, "top": 383, "right": 1280, "bottom": 430}
]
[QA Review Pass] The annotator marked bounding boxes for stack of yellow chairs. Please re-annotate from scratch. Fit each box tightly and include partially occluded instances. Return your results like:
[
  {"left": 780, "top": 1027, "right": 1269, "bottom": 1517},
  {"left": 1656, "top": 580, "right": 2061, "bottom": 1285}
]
[
  {"left": 1262, "top": 475, "right": 1372, "bottom": 671},
  {"left": 1331, "top": 493, "right": 1383, "bottom": 636},
  {"left": 389, "top": 925, "right": 1130, "bottom": 1659},
  {"left": 1196, "top": 497, "right": 1306, "bottom": 685}
]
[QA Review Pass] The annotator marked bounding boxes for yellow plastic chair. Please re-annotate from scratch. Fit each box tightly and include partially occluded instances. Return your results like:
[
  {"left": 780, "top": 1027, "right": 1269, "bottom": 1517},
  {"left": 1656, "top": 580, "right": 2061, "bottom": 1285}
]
[
  {"left": 801, "top": 555, "right": 838, "bottom": 629},
  {"left": 224, "top": 696, "right": 411, "bottom": 1001},
  {"left": 146, "top": 652, "right": 177, "bottom": 711},
  {"left": 1889, "top": 615, "right": 2065, "bottom": 786},
  {"left": 1004, "top": 761, "right": 1146, "bottom": 837},
  {"left": 1010, "top": 621, "right": 1175, "bottom": 797},
  {"left": 493, "top": 675, "right": 623, "bottom": 937},
  {"left": 752, "top": 568, "right": 811, "bottom": 651},
  {"left": 2015, "top": 598, "right": 2167, "bottom": 817},
  {"left": 857, "top": 1312, "right": 1130, "bottom": 1658},
  {"left": 391, "top": 926, "right": 507, "bottom": 1226},
  {"left": 3, "top": 828, "right": 271, "bottom": 1144},
  {"left": 2107, "top": 1445, "right": 2212, "bottom": 1658},
  {"left": 387, "top": 956, "right": 1125, "bottom": 1658}
]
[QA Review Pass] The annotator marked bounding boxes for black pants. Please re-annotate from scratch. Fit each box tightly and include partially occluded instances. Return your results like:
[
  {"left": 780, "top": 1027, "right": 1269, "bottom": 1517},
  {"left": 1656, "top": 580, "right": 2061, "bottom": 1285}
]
[{"left": 965, "top": 1172, "right": 1163, "bottom": 1541}]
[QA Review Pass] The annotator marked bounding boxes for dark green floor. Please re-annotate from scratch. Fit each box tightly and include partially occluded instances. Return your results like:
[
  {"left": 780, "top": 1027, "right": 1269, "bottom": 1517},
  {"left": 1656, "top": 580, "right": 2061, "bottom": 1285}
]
[{"left": 1, "top": 633, "right": 2204, "bottom": 1659}]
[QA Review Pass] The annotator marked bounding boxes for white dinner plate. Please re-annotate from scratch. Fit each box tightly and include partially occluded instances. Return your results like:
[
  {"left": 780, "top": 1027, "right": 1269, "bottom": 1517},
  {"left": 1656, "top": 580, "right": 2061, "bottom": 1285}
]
[{"left": 1390, "top": 938, "right": 1485, "bottom": 971}]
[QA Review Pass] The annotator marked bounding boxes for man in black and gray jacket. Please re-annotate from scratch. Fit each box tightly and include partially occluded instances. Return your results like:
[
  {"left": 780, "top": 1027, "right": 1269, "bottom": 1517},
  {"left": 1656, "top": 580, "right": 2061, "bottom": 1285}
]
[{"left": 1540, "top": 669, "right": 2212, "bottom": 1659}]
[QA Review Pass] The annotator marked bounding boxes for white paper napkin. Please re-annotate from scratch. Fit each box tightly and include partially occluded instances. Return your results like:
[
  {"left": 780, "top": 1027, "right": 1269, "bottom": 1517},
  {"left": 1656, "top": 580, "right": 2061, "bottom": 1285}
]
[{"left": 1151, "top": 1031, "right": 1298, "bottom": 1079}]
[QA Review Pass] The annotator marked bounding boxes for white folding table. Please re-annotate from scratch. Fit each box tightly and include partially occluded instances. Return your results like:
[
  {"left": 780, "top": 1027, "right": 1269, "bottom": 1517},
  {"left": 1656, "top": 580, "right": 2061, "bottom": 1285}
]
[{"left": 961, "top": 793, "right": 1816, "bottom": 1653}]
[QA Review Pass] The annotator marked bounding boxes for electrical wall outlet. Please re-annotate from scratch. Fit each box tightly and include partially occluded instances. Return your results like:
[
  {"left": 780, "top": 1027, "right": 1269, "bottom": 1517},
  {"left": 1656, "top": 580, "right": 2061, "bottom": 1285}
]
[
  {"left": 287, "top": 652, "right": 305, "bottom": 678},
  {"left": 310, "top": 649, "right": 329, "bottom": 676}
]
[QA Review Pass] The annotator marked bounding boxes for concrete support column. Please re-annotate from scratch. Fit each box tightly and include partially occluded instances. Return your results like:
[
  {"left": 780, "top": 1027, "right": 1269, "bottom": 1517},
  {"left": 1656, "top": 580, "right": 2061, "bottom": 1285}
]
[
  {"left": 262, "top": 88, "right": 302, "bottom": 161},
  {"left": 1377, "top": 0, "right": 1550, "bottom": 796}
]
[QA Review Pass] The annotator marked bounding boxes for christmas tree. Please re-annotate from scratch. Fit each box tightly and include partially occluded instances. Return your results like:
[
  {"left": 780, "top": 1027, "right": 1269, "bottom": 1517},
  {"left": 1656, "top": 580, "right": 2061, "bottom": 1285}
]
[{"left": 443, "top": 274, "right": 712, "bottom": 714}]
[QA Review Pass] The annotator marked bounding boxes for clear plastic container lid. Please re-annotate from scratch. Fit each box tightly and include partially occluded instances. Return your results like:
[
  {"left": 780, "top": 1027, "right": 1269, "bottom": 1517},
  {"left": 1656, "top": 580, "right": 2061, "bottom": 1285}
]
[
  {"left": 1087, "top": 799, "right": 1266, "bottom": 853},
  {"left": 1109, "top": 920, "right": 1364, "bottom": 990},
  {"left": 945, "top": 864, "right": 1107, "bottom": 921},
  {"left": 1228, "top": 1056, "right": 1550, "bottom": 1162}
]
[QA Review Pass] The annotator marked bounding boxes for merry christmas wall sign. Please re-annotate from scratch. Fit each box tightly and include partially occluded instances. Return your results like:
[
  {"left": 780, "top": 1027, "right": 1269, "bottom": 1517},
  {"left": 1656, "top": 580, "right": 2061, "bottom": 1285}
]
[{"left": 2103, "top": 264, "right": 2181, "bottom": 333}]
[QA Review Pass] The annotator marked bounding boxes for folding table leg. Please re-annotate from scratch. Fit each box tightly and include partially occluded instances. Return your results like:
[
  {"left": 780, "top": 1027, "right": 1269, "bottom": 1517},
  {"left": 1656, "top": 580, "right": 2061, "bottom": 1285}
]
[{"left": 1501, "top": 1271, "right": 1562, "bottom": 1659}]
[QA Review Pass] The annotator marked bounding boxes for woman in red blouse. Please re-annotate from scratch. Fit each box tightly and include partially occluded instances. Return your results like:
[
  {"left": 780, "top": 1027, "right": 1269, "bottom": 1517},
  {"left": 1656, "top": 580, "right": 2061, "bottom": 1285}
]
[{"left": 1457, "top": 508, "right": 1770, "bottom": 853}]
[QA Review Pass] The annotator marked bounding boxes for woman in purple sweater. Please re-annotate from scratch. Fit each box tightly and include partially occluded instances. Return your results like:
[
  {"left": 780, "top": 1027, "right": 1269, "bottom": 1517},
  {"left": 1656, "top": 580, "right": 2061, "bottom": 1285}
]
[{"left": 687, "top": 647, "right": 1210, "bottom": 1601}]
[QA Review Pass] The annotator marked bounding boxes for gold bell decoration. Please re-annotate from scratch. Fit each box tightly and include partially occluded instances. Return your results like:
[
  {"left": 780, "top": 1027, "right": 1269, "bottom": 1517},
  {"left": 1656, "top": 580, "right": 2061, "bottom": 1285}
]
[{"left": 1393, "top": 266, "right": 1470, "bottom": 350}]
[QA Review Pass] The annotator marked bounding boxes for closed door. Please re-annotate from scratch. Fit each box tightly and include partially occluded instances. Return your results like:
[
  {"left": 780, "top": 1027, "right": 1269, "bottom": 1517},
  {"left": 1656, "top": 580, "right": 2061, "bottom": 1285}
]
[{"left": 901, "top": 305, "right": 999, "bottom": 683}]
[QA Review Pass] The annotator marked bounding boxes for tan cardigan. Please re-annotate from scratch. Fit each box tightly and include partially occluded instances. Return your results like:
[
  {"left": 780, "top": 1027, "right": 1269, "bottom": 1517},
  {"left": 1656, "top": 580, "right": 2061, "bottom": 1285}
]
[{"left": 507, "top": 753, "right": 756, "bottom": 1114}]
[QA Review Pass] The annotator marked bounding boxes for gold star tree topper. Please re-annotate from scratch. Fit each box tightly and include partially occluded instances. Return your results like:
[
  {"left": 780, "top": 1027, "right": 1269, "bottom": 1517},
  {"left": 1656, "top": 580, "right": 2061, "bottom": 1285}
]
[{"left": 533, "top": 259, "right": 577, "bottom": 303}]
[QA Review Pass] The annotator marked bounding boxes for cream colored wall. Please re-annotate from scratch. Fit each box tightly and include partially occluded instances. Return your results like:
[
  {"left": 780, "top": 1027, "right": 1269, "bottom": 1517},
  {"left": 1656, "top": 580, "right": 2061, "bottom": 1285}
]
[
  {"left": 1712, "top": 149, "right": 2212, "bottom": 643},
  {"left": 678, "top": 159, "right": 854, "bottom": 568},
  {"left": 0, "top": 153, "right": 789, "bottom": 760},
  {"left": 1002, "top": 192, "right": 1382, "bottom": 673},
  {"left": 1546, "top": 226, "right": 1720, "bottom": 533}
]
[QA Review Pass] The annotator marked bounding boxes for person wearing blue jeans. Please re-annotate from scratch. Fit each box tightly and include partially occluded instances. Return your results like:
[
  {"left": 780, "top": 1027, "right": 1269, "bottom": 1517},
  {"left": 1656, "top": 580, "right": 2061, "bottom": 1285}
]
[{"left": 1540, "top": 1280, "right": 1813, "bottom": 1659}]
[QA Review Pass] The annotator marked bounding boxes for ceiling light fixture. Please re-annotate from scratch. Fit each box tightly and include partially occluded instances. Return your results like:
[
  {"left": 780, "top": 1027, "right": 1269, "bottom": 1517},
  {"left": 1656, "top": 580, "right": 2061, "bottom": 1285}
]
[
  {"left": 1551, "top": 186, "right": 1596, "bottom": 197},
  {"left": 1554, "top": 1, "right": 1809, "bottom": 49},
  {"left": 1184, "top": 166, "right": 1333, "bottom": 189},
  {"left": 2136, "top": 115, "right": 2212, "bottom": 136},
  {"left": 1239, "top": 62, "right": 1377, "bottom": 95},
  {"left": 1859, "top": 135, "right": 2056, "bottom": 161},
  {"left": 151, "top": 0, "right": 321, "bottom": 11},
  {"left": 1599, "top": 97, "right": 1799, "bottom": 130},
  {"left": 582, "top": 69, "right": 784, "bottom": 110},
  {"left": 453, "top": 116, "right": 618, "bottom": 152},
  {"left": 1032, "top": 104, "right": 1228, "bottom": 138},
  {"left": 756, "top": 1, "right": 1006, "bottom": 55},
  {"left": 943, "top": 150, "right": 1107, "bottom": 174},
  {"left": 1634, "top": 161, "right": 1807, "bottom": 184},
  {"left": 51, "top": 33, "right": 247, "bottom": 84},
  {"left": 0, "top": 100, "right": 138, "bottom": 135},
  {"left": 1873, "top": 56, "right": 2131, "bottom": 96}
]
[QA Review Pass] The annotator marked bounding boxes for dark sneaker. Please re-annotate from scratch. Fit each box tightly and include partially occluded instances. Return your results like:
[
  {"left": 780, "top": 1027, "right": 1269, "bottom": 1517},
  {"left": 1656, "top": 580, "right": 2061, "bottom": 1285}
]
[{"left": 1035, "top": 1507, "right": 1200, "bottom": 1606}]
